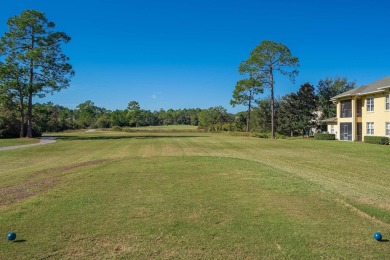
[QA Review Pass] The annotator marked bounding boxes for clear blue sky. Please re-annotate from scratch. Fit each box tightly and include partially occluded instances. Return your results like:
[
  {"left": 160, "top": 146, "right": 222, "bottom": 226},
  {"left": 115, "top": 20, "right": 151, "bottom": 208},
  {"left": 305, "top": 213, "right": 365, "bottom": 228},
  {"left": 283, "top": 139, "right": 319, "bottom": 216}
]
[{"left": 1, "top": 0, "right": 390, "bottom": 113}]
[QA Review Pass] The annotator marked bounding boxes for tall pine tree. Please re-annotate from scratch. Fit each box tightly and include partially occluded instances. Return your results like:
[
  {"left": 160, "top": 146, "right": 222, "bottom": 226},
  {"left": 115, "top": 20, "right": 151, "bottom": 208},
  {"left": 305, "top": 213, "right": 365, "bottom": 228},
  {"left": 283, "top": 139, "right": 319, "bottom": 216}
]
[{"left": 0, "top": 10, "right": 74, "bottom": 137}]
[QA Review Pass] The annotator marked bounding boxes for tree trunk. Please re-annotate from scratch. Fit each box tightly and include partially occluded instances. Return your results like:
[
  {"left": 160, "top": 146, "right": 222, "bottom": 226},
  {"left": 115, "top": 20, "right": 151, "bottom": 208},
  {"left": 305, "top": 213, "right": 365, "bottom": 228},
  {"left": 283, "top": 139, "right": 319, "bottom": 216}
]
[
  {"left": 270, "top": 69, "right": 275, "bottom": 139},
  {"left": 26, "top": 60, "right": 34, "bottom": 138},
  {"left": 26, "top": 92, "right": 33, "bottom": 138},
  {"left": 246, "top": 94, "right": 251, "bottom": 133},
  {"left": 26, "top": 29, "right": 35, "bottom": 138},
  {"left": 19, "top": 95, "right": 25, "bottom": 138}
]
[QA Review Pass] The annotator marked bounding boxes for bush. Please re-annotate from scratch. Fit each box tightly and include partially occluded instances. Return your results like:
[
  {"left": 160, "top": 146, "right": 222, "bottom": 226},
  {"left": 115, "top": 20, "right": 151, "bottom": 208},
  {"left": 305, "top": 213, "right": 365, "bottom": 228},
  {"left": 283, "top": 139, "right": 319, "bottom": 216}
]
[
  {"left": 314, "top": 133, "right": 335, "bottom": 140},
  {"left": 254, "top": 132, "right": 287, "bottom": 139},
  {"left": 364, "top": 136, "right": 389, "bottom": 145},
  {"left": 111, "top": 126, "right": 122, "bottom": 132}
]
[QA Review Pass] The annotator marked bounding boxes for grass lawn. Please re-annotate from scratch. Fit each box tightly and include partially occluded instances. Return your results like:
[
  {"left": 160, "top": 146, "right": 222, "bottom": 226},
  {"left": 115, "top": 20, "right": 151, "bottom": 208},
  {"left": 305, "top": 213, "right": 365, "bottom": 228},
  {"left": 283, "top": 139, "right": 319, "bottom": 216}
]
[
  {"left": 130, "top": 125, "right": 199, "bottom": 130},
  {"left": 117, "top": 125, "right": 204, "bottom": 133},
  {"left": 0, "top": 138, "right": 40, "bottom": 148},
  {"left": 0, "top": 131, "right": 389, "bottom": 258}
]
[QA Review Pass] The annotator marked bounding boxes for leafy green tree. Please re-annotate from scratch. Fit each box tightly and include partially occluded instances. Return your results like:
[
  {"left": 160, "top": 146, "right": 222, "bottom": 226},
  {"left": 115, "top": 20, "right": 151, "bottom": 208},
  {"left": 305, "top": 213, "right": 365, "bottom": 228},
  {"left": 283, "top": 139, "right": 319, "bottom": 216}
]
[
  {"left": 296, "top": 83, "right": 318, "bottom": 136},
  {"left": 94, "top": 111, "right": 111, "bottom": 128},
  {"left": 277, "top": 83, "right": 318, "bottom": 137},
  {"left": 252, "top": 98, "right": 272, "bottom": 132},
  {"left": 110, "top": 109, "right": 128, "bottom": 127},
  {"left": 0, "top": 61, "right": 28, "bottom": 137},
  {"left": 230, "top": 78, "right": 263, "bottom": 132},
  {"left": 317, "top": 77, "right": 355, "bottom": 119},
  {"left": 75, "top": 100, "right": 98, "bottom": 128},
  {"left": 0, "top": 83, "right": 20, "bottom": 138},
  {"left": 127, "top": 101, "right": 141, "bottom": 127},
  {"left": 154, "top": 109, "right": 166, "bottom": 126},
  {"left": 277, "top": 93, "right": 299, "bottom": 137},
  {"left": 234, "top": 112, "right": 247, "bottom": 132},
  {"left": 188, "top": 108, "right": 201, "bottom": 126},
  {"left": 167, "top": 109, "right": 179, "bottom": 125},
  {"left": 198, "top": 106, "right": 233, "bottom": 131},
  {"left": 0, "top": 10, "right": 74, "bottom": 137},
  {"left": 240, "top": 40, "right": 299, "bottom": 139}
]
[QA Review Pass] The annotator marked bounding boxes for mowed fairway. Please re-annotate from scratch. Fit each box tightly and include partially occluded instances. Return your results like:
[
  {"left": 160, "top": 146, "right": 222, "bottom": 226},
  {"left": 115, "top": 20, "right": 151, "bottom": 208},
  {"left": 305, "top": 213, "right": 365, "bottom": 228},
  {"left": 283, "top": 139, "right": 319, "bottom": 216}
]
[{"left": 0, "top": 131, "right": 390, "bottom": 259}]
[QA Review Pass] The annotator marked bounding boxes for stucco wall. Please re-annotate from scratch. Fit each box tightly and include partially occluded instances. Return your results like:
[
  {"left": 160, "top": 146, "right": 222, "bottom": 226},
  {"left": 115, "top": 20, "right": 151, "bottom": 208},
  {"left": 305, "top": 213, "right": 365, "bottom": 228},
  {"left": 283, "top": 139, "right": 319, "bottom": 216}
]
[{"left": 362, "top": 93, "right": 390, "bottom": 137}]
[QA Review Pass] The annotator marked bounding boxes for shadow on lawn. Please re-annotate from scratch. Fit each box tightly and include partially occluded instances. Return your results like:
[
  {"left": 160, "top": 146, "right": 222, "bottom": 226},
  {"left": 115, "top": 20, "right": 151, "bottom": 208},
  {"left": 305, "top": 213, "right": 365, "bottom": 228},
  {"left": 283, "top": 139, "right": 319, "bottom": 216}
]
[
  {"left": 51, "top": 135, "right": 209, "bottom": 141},
  {"left": 13, "top": 240, "right": 27, "bottom": 243}
]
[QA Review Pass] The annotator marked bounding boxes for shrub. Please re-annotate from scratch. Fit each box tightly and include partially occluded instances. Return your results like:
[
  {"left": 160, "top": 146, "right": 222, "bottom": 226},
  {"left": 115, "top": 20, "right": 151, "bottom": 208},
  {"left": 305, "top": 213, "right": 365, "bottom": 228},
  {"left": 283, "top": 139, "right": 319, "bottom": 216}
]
[
  {"left": 364, "top": 136, "right": 389, "bottom": 145},
  {"left": 255, "top": 133, "right": 270, "bottom": 139},
  {"left": 314, "top": 133, "right": 335, "bottom": 140},
  {"left": 111, "top": 126, "right": 122, "bottom": 132},
  {"left": 253, "top": 132, "right": 287, "bottom": 139}
]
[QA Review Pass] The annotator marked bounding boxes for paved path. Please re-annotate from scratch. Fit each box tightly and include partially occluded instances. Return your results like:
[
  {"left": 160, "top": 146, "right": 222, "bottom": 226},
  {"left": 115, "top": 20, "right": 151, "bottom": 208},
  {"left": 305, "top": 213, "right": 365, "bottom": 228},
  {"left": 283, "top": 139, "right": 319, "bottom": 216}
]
[
  {"left": 85, "top": 129, "right": 96, "bottom": 133},
  {"left": 0, "top": 136, "right": 57, "bottom": 152}
]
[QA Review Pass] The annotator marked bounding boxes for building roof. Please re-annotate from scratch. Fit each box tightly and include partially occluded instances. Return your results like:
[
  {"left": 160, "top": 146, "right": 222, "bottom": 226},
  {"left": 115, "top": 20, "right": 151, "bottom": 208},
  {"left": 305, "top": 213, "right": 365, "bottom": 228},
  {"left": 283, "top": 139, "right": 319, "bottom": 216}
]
[
  {"left": 331, "top": 76, "right": 390, "bottom": 100},
  {"left": 321, "top": 117, "right": 337, "bottom": 123}
]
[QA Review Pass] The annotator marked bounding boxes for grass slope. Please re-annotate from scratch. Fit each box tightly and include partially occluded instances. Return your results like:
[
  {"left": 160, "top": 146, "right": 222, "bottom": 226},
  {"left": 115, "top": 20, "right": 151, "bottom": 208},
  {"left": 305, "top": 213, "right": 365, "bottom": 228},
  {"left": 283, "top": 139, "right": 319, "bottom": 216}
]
[{"left": 0, "top": 131, "right": 389, "bottom": 258}]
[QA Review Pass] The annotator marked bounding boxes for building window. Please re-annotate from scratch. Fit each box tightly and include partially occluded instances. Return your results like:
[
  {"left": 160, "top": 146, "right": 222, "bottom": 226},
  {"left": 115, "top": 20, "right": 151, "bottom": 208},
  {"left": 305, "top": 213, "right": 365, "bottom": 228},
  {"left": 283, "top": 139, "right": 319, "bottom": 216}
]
[
  {"left": 367, "top": 122, "right": 374, "bottom": 135},
  {"left": 386, "top": 95, "right": 390, "bottom": 111},
  {"left": 330, "top": 125, "right": 335, "bottom": 134},
  {"left": 367, "top": 97, "right": 374, "bottom": 112},
  {"left": 340, "top": 100, "right": 352, "bottom": 118},
  {"left": 386, "top": 122, "right": 390, "bottom": 136}
]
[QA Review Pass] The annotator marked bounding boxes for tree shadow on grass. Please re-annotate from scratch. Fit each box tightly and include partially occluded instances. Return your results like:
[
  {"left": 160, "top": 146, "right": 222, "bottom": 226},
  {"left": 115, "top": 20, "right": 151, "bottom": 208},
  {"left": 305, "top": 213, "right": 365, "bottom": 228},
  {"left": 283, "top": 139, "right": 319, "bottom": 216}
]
[{"left": 51, "top": 135, "right": 209, "bottom": 141}]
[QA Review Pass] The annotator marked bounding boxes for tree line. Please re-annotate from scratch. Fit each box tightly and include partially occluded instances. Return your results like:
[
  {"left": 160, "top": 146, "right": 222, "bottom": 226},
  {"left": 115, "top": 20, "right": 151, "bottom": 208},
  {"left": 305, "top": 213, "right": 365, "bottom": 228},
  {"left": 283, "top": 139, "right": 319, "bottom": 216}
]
[{"left": 0, "top": 76, "right": 354, "bottom": 138}]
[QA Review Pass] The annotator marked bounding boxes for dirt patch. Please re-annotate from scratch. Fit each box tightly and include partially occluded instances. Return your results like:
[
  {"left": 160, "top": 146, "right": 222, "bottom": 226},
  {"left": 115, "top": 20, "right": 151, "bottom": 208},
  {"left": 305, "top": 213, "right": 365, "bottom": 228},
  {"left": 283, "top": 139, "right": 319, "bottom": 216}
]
[
  {"left": 30, "top": 159, "right": 111, "bottom": 176},
  {"left": 0, "top": 159, "right": 111, "bottom": 208},
  {"left": 0, "top": 177, "right": 59, "bottom": 207}
]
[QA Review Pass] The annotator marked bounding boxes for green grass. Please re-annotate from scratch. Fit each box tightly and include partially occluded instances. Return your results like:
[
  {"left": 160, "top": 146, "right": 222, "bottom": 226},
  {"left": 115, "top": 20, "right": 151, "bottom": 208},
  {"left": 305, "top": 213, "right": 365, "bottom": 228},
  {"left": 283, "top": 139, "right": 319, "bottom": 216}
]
[
  {"left": 122, "top": 125, "right": 201, "bottom": 133},
  {"left": 0, "top": 132, "right": 389, "bottom": 258},
  {"left": 0, "top": 138, "right": 40, "bottom": 148},
  {"left": 134, "top": 125, "right": 198, "bottom": 130}
]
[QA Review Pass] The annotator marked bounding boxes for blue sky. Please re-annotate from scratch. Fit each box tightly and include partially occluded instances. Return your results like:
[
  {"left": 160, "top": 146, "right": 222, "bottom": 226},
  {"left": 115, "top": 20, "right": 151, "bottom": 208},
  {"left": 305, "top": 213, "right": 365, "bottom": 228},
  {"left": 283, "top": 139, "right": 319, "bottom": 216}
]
[{"left": 1, "top": 0, "right": 390, "bottom": 113}]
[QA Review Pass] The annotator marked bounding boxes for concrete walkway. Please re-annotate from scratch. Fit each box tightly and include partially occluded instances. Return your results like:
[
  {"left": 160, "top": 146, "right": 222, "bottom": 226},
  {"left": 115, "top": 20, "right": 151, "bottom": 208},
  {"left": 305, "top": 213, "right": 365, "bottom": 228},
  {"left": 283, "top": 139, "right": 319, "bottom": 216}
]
[{"left": 0, "top": 136, "right": 57, "bottom": 152}]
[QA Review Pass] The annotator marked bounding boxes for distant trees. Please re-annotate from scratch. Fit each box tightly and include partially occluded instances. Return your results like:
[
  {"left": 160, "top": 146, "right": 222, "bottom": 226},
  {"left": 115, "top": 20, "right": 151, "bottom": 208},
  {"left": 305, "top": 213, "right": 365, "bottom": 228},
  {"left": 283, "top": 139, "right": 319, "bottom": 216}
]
[
  {"left": 277, "top": 93, "right": 299, "bottom": 136},
  {"left": 198, "top": 106, "right": 234, "bottom": 131},
  {"left": 75, "top": 100, "right": 100, "bottom": 128},
  {"left": 277, "top": 83, "right": 317, "bottom": 136},
  {"left": 251, "top": 97, "right": 274, "bottom": 133},
  {"left": 239, "top": 40, "right": 299, "bottom": 139},
  {"left": 0, "top": 10, "right": 74, "bottom": 137},
  {"left": 33, "top": 102, "right": 75, "bottom": 132},
  {"left": 317, "top": 77, "right": 355, "bottom": 119},
  {"left": 230, "top": 78, "right": 262, "bottom": 132},
  {"left": 127, "top": 101, "right": 141, "bottom": 127}
]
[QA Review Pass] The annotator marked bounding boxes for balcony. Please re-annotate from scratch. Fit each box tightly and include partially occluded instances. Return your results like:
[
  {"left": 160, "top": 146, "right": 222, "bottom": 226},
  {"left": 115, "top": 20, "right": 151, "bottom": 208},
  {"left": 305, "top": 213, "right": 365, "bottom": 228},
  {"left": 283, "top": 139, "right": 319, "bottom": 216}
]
[{"left": 340, "top": 109, "right": 352, "bottom": 118}]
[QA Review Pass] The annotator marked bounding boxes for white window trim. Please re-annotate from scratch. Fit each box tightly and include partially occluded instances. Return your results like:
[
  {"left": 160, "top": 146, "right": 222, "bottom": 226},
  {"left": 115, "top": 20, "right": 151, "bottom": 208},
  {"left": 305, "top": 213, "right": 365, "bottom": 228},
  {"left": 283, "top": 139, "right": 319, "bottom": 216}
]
[
  {"left": 386, "top": 122, "right": 390, "bottom": 136},
  {"left": 386, "top": 95, "right": 390, "bottom": 111},
  {"left": 367, "top": 122, "right": 374, "bottom": 135},
  {"left": 367, "top": 97, "right": 374, "bottom": 112}
]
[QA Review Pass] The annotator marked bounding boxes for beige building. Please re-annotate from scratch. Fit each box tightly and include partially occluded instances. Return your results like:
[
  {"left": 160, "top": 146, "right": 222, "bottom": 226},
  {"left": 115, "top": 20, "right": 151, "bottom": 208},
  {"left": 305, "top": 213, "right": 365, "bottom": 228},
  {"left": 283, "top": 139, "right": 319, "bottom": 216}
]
[{"left": 328, "top": 76, "right": 390, "bottom": 141}]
